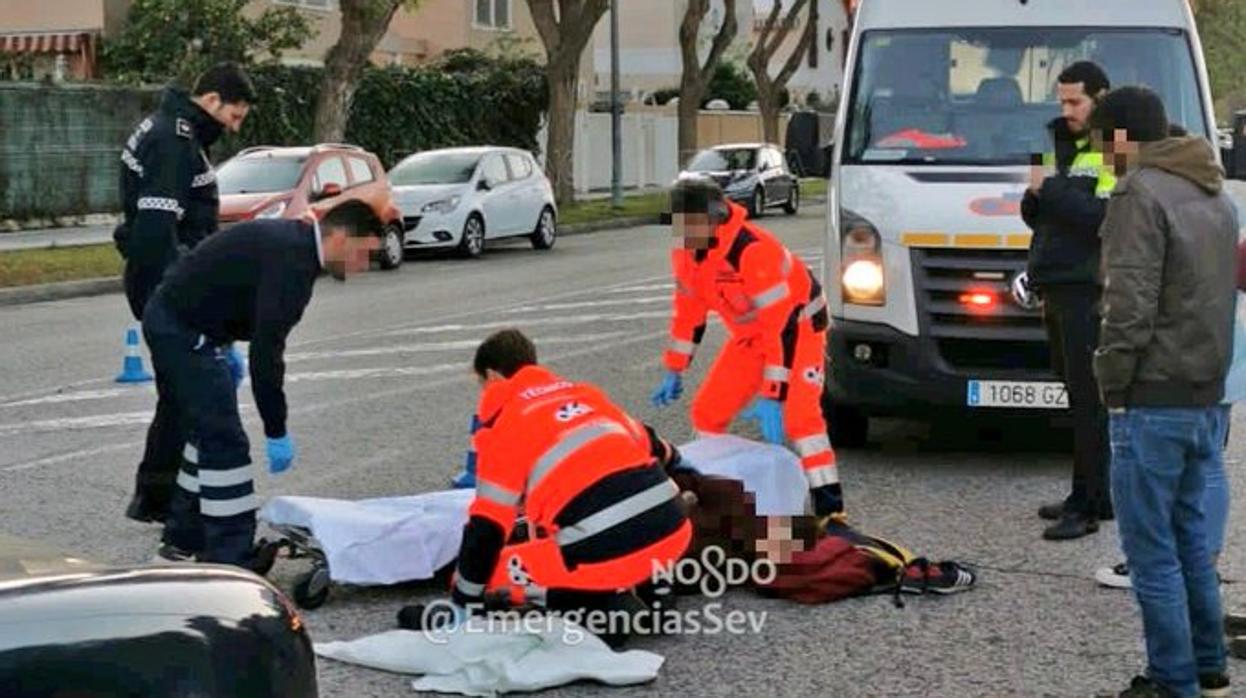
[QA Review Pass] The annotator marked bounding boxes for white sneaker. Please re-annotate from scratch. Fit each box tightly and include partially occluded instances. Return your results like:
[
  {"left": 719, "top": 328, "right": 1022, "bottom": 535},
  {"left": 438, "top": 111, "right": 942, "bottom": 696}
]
[{"left": 1095, "top": 561, "right": 1131, "bottom": 589}]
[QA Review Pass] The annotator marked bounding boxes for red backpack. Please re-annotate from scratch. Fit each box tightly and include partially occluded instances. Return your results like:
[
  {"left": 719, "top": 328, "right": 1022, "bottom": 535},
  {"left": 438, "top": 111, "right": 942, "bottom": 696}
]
[{"left": 754, "top": 533, "right": 879, "bottom": 604}]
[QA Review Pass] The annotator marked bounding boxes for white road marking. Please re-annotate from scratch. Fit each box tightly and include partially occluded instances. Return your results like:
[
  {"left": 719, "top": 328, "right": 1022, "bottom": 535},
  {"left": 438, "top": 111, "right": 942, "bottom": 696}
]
[
  {"left": 0, "top": 440, "right": 143, "bottom": 473},
  {"left": 285, "top": 331, "right": 630, "bottom": 363},
  {"left": 0, "top": 411, "right": 154, "bottom": 435},
  {"left": 505, "top": 296, "right": 669, "bottom": 313},
  {"left": 0, "top": 387, "right": 147, "bottom": 408},
  {"left": 606, "top": 283, "right": 674, "bottom": 294},
  {"left": 381, "top": 311, "right": 671, "bottom": 337}
]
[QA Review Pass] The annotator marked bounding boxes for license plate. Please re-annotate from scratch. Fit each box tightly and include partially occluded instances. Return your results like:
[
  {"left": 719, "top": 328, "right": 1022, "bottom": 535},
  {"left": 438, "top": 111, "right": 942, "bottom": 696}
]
[{"left": 966, "top": 380, "right": 1068, "bottom": 409}]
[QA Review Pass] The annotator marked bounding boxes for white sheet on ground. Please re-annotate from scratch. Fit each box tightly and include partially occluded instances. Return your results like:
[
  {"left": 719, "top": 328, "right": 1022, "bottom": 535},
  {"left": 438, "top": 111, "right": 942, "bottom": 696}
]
[
  {"left": 314, "top": 619, "right": 664, "bottom": 697},
  {"left": 259, "top": 436, "right": 806, "bottom": 585},
  {"left": 679, "top": 434, "right": 809, "bottom": 515},
  {"left": 259, "top": 489, "right": 474, "bottom": 585}
]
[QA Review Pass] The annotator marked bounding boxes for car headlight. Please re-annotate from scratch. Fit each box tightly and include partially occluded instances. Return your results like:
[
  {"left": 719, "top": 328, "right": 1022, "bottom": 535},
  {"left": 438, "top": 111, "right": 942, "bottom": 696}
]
[
  {"left": 421, "top": 196, "right": 461, "bottom": 214},
  {"left": 841, "top": 212, "right": 885, "bottom": 306},
  {"left": 254, "top": 200, "right": 288, "bottom": 220}
]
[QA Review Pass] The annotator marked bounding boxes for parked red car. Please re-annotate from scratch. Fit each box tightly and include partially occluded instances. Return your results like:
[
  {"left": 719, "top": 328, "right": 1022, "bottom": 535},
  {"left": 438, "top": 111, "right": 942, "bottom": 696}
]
[{"left": 216, "top": 144, "right": 407, "bottom": 270}]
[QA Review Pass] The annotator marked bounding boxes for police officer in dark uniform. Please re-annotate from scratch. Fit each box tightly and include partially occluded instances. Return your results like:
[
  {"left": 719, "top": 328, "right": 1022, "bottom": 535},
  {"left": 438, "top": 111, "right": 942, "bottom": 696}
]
[
  {"left": 148, "top": 203, "right": 380, "bottom": 569},
  {"left": 116, "top": 63, "right": 255, "bottom": 524}
]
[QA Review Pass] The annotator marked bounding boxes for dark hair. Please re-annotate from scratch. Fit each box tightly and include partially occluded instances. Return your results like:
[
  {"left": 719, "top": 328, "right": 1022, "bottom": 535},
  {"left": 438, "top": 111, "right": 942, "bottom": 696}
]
[
  {"left": 670, "top": 175, "right": 728, "bottom": 222},
  {"left": 1091, "top": 86, "right": 1169, "bottom": 143},
  {"left": 320, "top": 200, "right": 381, "bottom": 238},
  {"left": 1057, "top": 61, "right": 1110, "bottom": 98},
  {"left": 193, "top": 62, "right": 256, "bottom": 105},
  {"left": 474, "top": 329, "right": 537, "bottom": 379}
]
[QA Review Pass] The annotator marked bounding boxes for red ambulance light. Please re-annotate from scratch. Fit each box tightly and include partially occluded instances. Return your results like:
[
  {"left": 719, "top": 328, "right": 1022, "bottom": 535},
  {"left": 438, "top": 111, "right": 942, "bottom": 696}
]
[{"left": 958, "top": 291, "right": 996, "bottom": 309}]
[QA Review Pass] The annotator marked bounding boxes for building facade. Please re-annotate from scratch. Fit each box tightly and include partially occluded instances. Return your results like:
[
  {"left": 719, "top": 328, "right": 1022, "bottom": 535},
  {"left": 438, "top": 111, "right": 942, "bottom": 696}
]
[{"left": 0, "top": 0, "right": 130, "bottom": 81}]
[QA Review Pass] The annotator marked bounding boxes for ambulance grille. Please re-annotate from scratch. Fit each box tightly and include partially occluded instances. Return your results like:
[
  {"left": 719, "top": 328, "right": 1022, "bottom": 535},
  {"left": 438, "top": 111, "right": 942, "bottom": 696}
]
[{"left": 912, "top": 248, "right": 1051, "bottom": 373}]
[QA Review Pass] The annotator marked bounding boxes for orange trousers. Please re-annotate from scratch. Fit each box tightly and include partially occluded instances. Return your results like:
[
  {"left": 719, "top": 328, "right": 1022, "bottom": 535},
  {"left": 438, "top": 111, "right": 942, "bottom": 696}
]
[
  {"left": 486, "top": 520, "right": 693, "bottom": 604},
  {"left": 690, "top": 325, "right": 834, "bottom": 474}
]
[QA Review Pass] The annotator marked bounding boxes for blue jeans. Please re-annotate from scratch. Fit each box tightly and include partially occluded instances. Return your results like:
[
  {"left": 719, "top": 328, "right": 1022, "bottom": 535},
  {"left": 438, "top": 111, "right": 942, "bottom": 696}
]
[{"left": 1111, "top": 406, "right": 1230, "bottom": 697}]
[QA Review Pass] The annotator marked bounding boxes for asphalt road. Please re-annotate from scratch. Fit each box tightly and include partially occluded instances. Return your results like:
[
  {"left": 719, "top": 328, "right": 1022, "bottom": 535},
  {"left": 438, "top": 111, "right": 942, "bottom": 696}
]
[{"left": 4, "top": 205, "right": 1246, "bottom": 697}]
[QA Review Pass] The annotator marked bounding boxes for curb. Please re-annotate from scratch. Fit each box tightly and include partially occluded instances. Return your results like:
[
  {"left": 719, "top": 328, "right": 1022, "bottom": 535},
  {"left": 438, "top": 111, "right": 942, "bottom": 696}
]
[
  {"left": 0, "top": 200, "right": 826, "bottom": 307},
  {"left": 0, "top": 277, "right": 123, "bottom": 308}
]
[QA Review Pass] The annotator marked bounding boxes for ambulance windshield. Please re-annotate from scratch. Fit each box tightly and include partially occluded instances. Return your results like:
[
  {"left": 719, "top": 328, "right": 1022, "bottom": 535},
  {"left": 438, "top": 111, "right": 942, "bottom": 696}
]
[{"left": 843, "top": 28, "right": 1206, "bottom": 166}]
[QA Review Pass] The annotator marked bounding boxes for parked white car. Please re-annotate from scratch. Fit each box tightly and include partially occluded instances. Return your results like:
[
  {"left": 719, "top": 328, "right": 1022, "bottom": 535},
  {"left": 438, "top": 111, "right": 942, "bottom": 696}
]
[{"left": 389, "top": 146, "right": 558, "bottom": 258}]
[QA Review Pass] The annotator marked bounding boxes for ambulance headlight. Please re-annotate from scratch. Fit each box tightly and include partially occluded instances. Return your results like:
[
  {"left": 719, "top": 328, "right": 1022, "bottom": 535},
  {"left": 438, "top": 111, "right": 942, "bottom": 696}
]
[{"left": 840, "top": 213, "right": 885, "bottom": 306}]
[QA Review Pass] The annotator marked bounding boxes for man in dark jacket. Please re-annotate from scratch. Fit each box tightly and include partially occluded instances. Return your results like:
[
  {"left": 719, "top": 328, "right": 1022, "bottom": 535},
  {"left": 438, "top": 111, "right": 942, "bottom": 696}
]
[
  {"left": 118, "top": 63, "right": 255, "bottom": 524},
  {"left": 1092, "top": 86, "right": 1237, "bottom": 698},
  {"left": 148, "top": 203, "right": 378, "bottom": 570},
  {"left": 1021, "top": 61, "right": 1115, "bottom": 540}
]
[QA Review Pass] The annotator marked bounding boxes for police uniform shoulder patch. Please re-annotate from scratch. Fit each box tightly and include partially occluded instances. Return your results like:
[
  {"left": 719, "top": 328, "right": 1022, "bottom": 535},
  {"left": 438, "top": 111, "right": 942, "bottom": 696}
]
[{"left": 175, "top": 118, "right": 193, "bottom": 139}]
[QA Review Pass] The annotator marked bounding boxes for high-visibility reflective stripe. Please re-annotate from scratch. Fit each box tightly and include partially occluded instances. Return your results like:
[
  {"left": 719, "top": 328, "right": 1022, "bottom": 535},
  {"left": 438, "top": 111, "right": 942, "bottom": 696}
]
[
  {"left": 794, "top": 434, "right": 832, "bottom": 458},
  {"left": 191, "top": 169, "right": 216, "bottom": 188},
  {"left": 676, "top": 281, "right": 696, "bottom": 297},
  {"left": 525, "top": 585, "right": 548, "bottom": 606},
  {"left": 455, "top": 576, "right": 485, "bottom": 598},
  {"left": 183, "top": 443, "right": 199, "bottom": 464},
  {"left": 668, "top": 339, "right": 696, "bottom": 355},
  {"left": 751, "top": 282, "right": 790, "bottom": 310},
  {"left": 199, "top": 465, "right": 254, "bottom": 489},
  {"left": 781, "top": 250, "right": 793, "bottom": 276},
  {"left": 800, "top": 295, "right": 827, "bottom": 320},
  {"left": 763, "top": 365, "right": 790, "bottom": 382},
  {"left": 477, "top": 479, "right": 520, "bottom": 507},
  {"left": 527, "top": 420, "right": 631, "bottom": 491},
  {"left": 121, "top": 150, "right": 144, "bottom": 177},
  {"left": 177, "top": 469, "right": 199, "bottom": 493},
  {"left": 555, "top": 480, "right": 678, "bottom": 547},
  {"left": 137, "top": 196, "right": 185, "bottom": 219},
  {"left": 200, "top": 494, "right": 259, "bottom": 518},
  {"left": 805, "top": 465, "right": 840, "bottom": 488}
]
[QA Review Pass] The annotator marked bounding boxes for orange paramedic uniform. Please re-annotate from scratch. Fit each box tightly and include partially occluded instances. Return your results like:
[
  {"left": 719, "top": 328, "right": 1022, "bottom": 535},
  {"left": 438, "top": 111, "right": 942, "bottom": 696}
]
[
  {"left": 663, "top": 201, "right": 843, "bottom": 516},
  {"left": 450, "top": 365, "right": 692, "bottom": 607}
]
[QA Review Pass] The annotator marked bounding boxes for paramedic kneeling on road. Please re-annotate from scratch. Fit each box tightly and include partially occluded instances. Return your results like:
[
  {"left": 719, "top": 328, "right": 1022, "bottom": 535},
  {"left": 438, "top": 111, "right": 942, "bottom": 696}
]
[
  {"left": 401, "top": 330, "right": 692, "bottom": 628},
  {"left": 651, "top": 175, "right": 844, "bottom": 520},
  {"left": 148, "top": 203, "right": 378, "bottom": 570}
]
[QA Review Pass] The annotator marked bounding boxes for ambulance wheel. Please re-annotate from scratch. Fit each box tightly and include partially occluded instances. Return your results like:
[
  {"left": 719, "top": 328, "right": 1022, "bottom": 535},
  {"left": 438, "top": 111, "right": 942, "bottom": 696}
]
[
  {"left": 292, "top": 565, "right": 331, "bottom": 609},
  {"left": 530, "top": 206, "right": 556, "bottom": 250},
  {"left": 784, "top": 186, "right": 799, "bottom": 215},
  {"left": 378, "top": 223, "right": 405, "bottom": 270},
  {"left": 458, "top": 214, "right": 485, "bottom": 259},
  {"left": 748, "top": 188, "right": 765, "bottom": 219}
]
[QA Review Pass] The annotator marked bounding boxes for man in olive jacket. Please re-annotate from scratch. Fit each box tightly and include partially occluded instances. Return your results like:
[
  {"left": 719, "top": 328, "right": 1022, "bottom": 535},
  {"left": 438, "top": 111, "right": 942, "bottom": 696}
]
[{"left": 1092, "top": 86, "right": 1237, "bottom": 698}]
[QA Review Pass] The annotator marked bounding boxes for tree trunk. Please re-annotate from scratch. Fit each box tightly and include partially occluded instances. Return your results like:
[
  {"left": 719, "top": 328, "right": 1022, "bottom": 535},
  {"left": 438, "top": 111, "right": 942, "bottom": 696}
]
[
  {"left": 677, "top": 78, "right": 704, "bottom": 167},
  {"left": 313, "top": 0, "right": 400, "bottom": 143},
  {"left": 758, "top": 84, "right": 781, "bottom": 145},
  {"left": 544, "top": 63, "right": 579, "bottom": 205},
  {"left": 314, "top": 57, "right": 357, "bottom": 143}
]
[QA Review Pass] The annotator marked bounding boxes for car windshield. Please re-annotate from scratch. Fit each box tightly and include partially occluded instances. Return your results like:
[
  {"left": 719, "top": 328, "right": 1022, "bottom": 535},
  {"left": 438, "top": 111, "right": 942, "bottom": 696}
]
[
  {"left": 389, "top": 152, "right": 482, "bottom": 185},
  {"left": 216, "top": 156, "right": 306, "bottom": 195},
  {"left": 687, "top": 148, "right": 757, "bottom": 172},
  {"left": 844, "top": 28, "right": 1207, "bottom": 165}
]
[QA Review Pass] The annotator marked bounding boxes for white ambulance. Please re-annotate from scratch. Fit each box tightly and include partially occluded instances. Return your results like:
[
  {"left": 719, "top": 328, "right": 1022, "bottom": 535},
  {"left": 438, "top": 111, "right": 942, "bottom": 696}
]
[{"left": 823, "top": 0, "right": 1220, "bottom": 445}]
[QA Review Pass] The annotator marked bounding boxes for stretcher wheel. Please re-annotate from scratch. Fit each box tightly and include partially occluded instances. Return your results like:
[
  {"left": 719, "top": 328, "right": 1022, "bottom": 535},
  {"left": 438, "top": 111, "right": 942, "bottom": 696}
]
[{"left": 292, "top": 564, "right": 331, "bottom": 609}]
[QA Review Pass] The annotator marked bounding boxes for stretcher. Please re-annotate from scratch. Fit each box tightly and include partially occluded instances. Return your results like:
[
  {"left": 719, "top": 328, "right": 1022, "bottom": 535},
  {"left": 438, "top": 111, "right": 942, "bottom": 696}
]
[{"left": 260, "top": 435, "right": 806, "bottom": 609}]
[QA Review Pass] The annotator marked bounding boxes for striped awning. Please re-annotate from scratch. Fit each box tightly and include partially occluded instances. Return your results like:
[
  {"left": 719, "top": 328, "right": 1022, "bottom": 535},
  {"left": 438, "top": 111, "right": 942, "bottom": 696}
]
[{"left": 0, "top": 32, "right": 95, "bottom": 54}]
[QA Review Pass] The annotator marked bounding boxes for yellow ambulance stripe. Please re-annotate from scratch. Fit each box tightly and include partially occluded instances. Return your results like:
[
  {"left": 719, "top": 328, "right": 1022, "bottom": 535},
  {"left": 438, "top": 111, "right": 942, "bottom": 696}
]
[{"left": 900, "top": 232, "right": 1032, "bottom": 249}]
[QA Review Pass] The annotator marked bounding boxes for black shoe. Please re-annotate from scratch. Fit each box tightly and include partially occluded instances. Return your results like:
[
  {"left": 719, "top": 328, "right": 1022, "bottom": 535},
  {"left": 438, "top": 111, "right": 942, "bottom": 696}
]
[
  {"left": 1200, "top": 672, "right": 1230, "bottom": 698},
  {"left": 1097, "top": 675, "right": 1180, "bottom": 698},
  {"left": 1096, "top": 503, "right": 1115, "bottom": 522},
  {"left": 152, "top": 543, "right": 196, "bottom": 563},
  {"left": 242, "top": 538, "right": 280, "bottom": 577},
  {"left": 126, "top": 493, "right": 169, "bottom": 524},
  {"left": 1042, "top": 512, "right": 1099, "bottom": 541},
  {"left": 1230, "top": 635, "right": 1246, "bottom": 660},
  {"left": 900, "top": 560, "right": 977, "bottom": 595},
  {"left": 1038, "top": 501, "right": 1065, "bottom": 521}
]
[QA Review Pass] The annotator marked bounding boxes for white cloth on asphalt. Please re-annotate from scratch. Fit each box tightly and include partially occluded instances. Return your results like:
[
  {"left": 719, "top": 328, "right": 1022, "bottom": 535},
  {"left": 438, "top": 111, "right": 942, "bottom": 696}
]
[
  {"left": 678, "top": 434, "right": 809, "bottom": 515},
  {"left": 259, "top": 489, "right": 474, "bottom": 585},
  {"left": 313, "top": 620, "right": 664, "bottom": 697}
]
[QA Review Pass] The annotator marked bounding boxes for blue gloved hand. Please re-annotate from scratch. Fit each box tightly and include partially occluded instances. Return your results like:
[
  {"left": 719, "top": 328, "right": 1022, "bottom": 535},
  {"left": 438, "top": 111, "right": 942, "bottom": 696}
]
[
  {"left": 741, "top": 398, "right": 786, "bottom": 444},
  {"left": 650, "top": 371, "right": 683, "bottom": 407},
  {"left": 224, "top": 344, "right": 246, "bottom": 390},
  {"left": 267, "top": 435, "right": 295, "bottom": 475}
]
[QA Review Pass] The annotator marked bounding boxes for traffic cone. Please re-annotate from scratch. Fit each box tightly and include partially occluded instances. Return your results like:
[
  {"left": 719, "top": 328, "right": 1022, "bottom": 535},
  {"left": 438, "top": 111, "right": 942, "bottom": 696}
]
[
  {"left": 115, "top": 323, "right": 153, "bottom": 383},
  {"left": 451, "top": 414, "right": 479, "bottom": 488}
]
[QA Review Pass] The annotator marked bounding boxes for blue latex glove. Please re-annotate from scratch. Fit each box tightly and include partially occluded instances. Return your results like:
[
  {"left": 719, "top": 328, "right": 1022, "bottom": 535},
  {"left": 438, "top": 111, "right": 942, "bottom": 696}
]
[
  {"left": 224, "top": 344, "right": 246, "bottom": 390},
  {"left": 267, "top": 435, "right": 295, "bottom": 475},
  {"left": 741, "top": 398, "right": 786, "bottom": 444},
  {"left": 650, "top": 371, "right": 683, "bottom": 407}
]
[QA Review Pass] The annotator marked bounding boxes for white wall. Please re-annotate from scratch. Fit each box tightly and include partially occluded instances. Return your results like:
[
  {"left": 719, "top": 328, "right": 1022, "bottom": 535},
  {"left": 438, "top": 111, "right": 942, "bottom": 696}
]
[{"left": 538, "top": 110, "right": 681, "bottom": 194}]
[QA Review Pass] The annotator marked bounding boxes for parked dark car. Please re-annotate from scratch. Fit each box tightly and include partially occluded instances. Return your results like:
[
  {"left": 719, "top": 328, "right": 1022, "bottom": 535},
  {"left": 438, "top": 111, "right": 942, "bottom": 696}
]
[
  {"left": 681, "top": 142, "right": 800, "bottom": 219},
  {"left": 0, "top": 534, "right": 318, "bottom": 698}
]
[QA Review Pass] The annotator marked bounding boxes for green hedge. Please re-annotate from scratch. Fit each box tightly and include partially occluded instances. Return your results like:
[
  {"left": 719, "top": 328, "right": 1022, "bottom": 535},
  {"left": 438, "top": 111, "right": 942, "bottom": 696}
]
[{"left": 217, "top": 50, "right": 547, "bottom": 169}]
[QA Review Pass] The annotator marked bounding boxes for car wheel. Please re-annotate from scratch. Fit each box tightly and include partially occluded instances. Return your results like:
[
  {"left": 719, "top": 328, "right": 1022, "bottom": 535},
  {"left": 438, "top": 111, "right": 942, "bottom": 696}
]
[
  {"left": 378, "top": 222, "right": 404, "bottom": 270},
  {"left": 530, "top": 206, "right": 556, "bottom": 250},
  {"left": 748, "top": 187, "right": 765, "bottom": 219},
  {"left": 292, "top": 564, "right": 331, "bottom": 610},
  {"left": 457, "top": 214, "right": 485, "bottom": 259},
  {"left": 783, "top": 185, "right": 799, "bottom": 215}
]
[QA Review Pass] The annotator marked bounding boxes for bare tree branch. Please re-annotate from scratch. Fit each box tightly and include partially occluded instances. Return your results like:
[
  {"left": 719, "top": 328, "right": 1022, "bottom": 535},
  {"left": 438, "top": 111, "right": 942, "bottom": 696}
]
[
  {"left": 679, "top": 0, "right": 710, "bottom": 84},
  {"left": 529, "top": 0, "right": 561, "bottom": 55},
  {"left": 774, "top": 1, "right": 816, "bottom": 87},
  {"left": 699, "top": 0, "right": 739, "bottom": 85}
]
